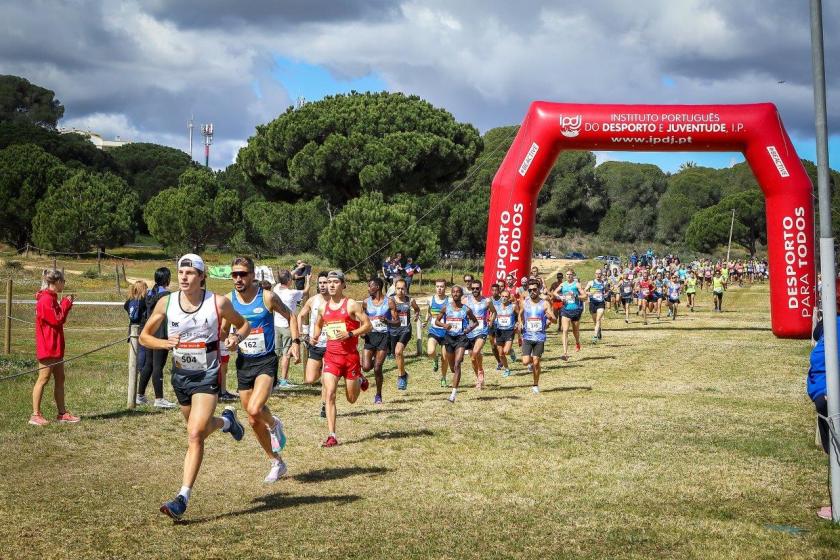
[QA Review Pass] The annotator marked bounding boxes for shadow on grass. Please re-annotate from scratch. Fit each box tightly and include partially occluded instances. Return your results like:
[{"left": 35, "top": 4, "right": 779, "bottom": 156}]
[
  {"left": 576, "top": 355, "right": 616, "bottom": 362},
  {"left": 390, "top": 397, "right": 424, "bottom": 404},
  {"left": 179, "top": 492, "right": 361, "bottom": 525},
  {"left": 340, "top": 407, "right": 409, "bottom": 418},
  {"left": 538, "top": 385, "right": 593, "bottom": 394},
  {"left": 618, "top": 326, "right": 771, "bottom": 332},
  {"left": 292, "top": 466, "right": 391, "bottom": 483},
  {"left": 475, "top": 395, "right": 521, "bottom": 401},
  {"left": 343, "top": 429, "right": 434, "bottom": 445},
  {"left": 84, "top": 409, "right": 163, "bottom": 420},
  {"left": 271, "top": 386, "right": 324, "bottom": 398}
]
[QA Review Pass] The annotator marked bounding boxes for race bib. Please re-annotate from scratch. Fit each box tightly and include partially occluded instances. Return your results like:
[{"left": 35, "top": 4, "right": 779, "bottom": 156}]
[
  {"left": 399, "top": 312, "right": 408, "bottom": 327},
  {"left": 622, "top": 286, "right": 631, "bottom": 294},
  {"left": 642, "top": 289, "right": 650, "bottom": 297},
  {"left": 564, "top": 292, "right": 576, "bottom": 304},
  {"left": 446, "top": 317, "right": 464, "bottom": 334},
  {"left": 592, "top": 290, "right": 603, "bottom": 302},
  {"left": 324, "top": 321, "right": 348, "bottom": 340},
  {"left": 174, "top": 342, "right": 208, "bottom": 371},
  {"left": 526, "top": 317, "right": 542, "bottom": 332},
  {"left": 238, "top": 327, "right": 266, "bottom": 355},
  {"left": 497, "top": 315, "right": 512, "bottom": 328},
  {"left": 475, "top": 318, "right": 485, "bottom": 330},
  {"left": 370, "top": 316, "right": 387, "bottom": 332}
]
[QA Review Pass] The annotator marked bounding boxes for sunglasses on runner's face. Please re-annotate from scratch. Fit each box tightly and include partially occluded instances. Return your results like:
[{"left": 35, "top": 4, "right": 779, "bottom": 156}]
[{"left": 231, "top": 271, "right": 250, "bottom": 278}]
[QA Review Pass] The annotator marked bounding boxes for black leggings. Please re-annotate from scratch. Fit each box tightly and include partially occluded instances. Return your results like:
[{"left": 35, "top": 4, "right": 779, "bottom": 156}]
[
  {"left": 817, "top": 395, "right": 830, "bottom": 455},
  {"left": 138, "top": 347, "right": 168, "bottom": 399}
]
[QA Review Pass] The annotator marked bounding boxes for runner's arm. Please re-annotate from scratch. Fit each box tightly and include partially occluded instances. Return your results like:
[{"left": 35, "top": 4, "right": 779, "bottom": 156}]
[
  {"left": 349, "top": 299, "right": 372, "bottom": 337},
  {"left": 297, "top": 298, "right": 312, "bottom": 335},
  {"left": 217, "top": 295, "right": 251, "bottom": 351},
  {"left": 385, "top": 297, "right": 399, "bottom": 325},
  {"left": 487, "top": 301, "right": 497, "bottom": 325},
  {"left": 464, "top": 309, "right": 478, "bottom": 334},
  {"left": 310, "top": 307, "right": 324, "bottom": 346},
  {"left": 435, "top": 310, "right": 447, "bottom": 330},
  {"left": 545, "top": 301, "right": 557, "bottom": 324},
  {"left": 139, "top": 296, "right": 178, "bottom": 350},
  {"left": 411, "top": 298, "right": 422, "bottom": 322}
]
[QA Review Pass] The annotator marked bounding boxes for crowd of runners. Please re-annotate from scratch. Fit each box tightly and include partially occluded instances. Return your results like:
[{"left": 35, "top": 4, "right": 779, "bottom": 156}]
[{"left": 28, "top": 247, "right": 763, "bottom": 521}]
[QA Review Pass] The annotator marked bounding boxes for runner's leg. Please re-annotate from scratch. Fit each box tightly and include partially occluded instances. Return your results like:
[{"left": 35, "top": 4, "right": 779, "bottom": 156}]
[{"left": 181, "top": 393, "right": 224, "bottom": 489}]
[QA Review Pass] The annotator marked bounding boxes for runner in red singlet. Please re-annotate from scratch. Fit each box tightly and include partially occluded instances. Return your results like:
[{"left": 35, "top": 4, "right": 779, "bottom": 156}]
[{"left": 310, "top": 270, "right": 372, "bottom": 447}]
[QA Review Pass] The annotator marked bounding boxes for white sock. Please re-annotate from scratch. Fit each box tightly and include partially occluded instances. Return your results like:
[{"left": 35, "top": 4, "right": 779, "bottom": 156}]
[
  {"left": 178, "top": 486, "right": 191, "bottom": 503},
  {"left": 272, "top": 457, "right": 283, "bottom": 466},
  {"left": 450, "top": 388, "right": 457, "bottom": 398},
  {"left": 221, "top": 416, "right": 231, "bottom": 432},
  {"left": 329, "top": 432, "right": 336, "bottom": 438}
]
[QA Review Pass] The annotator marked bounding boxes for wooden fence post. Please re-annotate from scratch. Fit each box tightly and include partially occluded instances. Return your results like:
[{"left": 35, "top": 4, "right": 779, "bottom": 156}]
[
  {"left": 97, "top": 248, "right": 102, "bottom": 275},
  {"left": 53, "top": 257, "right": 57, "bottom": 271},
  {"left": 24, "top": 244, "right": 29, "bottom": 259},
  {"left": 127, "top": 324, "right": 139, "bottom": 409},
  {"left": 4, "top": 279, "right": 11, "bottom": 355},
  {"left": 121, "top": 263, "right": 127, "bottom": 283},
  {"left": 115, "top": 264, "right": 121, "bottom": 295},
  {"left": 415, "top": 315, "right": 423, "bottom": 357}
]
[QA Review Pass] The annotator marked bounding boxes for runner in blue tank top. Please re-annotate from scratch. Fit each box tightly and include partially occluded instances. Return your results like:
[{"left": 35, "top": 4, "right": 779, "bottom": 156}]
[
  {"left": 386, "top": 279, "right": 421, "bottom": 391},
  {"left": 583, "top": 269, "right": 607, "bottom": 343},
  {"left": 519, "top": 279, "right": 556, "bottom": 393},
  {"left": 225, "top": 256, "right": 300, "bottom": 484},
  {"left": 361, "top": 278, "right": 390, "bottom": 404},
  {"left": 492, "top": 288, "right": 519, "bottom": 378},
  {"left": 487, "top": 282, "right": 506, "bottom": 374},
  {"left": 665, "top": 273, "right": 682, "bottom": 321},
  {"left": 434, "top": 285, "right": 478, "bottom": 403},
  {"left": 424, "top": 279, "right": 450, "bottom": 386},
  {"left": 465, "top": 279, "right": 496, "bottom": 390},
  {"left": 552, "top": 269, "right": 583, "bottom": 361}
]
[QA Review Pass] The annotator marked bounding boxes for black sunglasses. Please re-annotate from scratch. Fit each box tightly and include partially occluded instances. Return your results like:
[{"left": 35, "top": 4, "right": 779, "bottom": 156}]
[{"left": 231, "top": 271, "right": 250, "bottom": 278}]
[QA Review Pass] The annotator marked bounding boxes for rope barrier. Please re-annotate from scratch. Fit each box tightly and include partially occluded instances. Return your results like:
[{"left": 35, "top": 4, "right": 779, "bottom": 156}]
[
  {"left": 343, "top": 128, "right": 518, "bottom": 275},
  {"left": 0, "top": 335, "right": 128, "bottom": 382}
]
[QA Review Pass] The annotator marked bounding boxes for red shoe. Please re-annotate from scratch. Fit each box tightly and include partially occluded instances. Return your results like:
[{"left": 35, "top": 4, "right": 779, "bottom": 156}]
[
  {"left": 322, "top": 435, "right": 338, "bottom": 448},
  {"left": 29, "top": 413, "right": 49, "bottom": 426},
  {"left": 818, "top": 506, "right": 833, "bottom": 520},
  {"left": 575, "top": 343, "right": 581, "bottom": 352},
  {"left": 359, "top": 375, "right": 369, "bottom": 392},
  {"left": 56, "top": 411, "right": 81, "bottom": 423}
]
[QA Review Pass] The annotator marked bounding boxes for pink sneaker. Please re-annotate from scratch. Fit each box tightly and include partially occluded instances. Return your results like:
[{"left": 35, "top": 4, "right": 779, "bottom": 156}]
[
  {"left": 818, "top": 506, "right": 833, "bottom": 520},
  {"left": 29, "top": 413, "right": 49, "bottom": 426},
  {"left": 56, "top": 411, "right": 81, "bottom": 423}
]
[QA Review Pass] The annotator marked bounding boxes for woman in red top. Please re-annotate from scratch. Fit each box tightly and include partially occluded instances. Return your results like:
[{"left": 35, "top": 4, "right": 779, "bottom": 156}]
[{"left": 30, "top": 269, "right": 77, "bottom": 426}]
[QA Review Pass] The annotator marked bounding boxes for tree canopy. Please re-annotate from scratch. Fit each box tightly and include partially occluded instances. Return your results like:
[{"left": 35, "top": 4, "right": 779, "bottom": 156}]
[
  {"left": 32, "top": 170, "right": 138, "bottom": 252},
  {"left": 109, "top": 142, "right": 194, "bottom": 204},
  {"left": 237, "top": 91, "right": 482, "bottom": 204},
  {"left": 0, "top": 75, "right": 64, "bottom": 129},
  {"left": 0, "top": 143, "right": 69, "bottom": 249},
  {"left": 596, "top": 162, "right": 668, "bottom": 242}
]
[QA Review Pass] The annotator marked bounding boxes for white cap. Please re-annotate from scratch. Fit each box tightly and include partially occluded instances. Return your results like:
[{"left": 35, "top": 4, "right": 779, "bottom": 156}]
[{"left": 177, "top": 253, "right": 205, "bottom": 273}]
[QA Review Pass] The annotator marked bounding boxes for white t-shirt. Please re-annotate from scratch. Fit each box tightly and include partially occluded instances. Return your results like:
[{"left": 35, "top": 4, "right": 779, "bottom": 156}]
[{"left": 272, "top": 285, "right": 304, "bottom": 328}]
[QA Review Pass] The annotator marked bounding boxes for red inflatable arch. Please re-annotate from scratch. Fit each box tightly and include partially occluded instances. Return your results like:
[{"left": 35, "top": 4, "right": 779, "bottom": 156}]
[{"left": 483, "top": 102, "right": 815, "bottom": 339}]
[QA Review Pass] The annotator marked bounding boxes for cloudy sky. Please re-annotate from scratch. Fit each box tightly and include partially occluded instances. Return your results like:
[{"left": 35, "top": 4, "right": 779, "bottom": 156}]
[{"left": 3, "top": 0, "right": 838, "bottom": 171}]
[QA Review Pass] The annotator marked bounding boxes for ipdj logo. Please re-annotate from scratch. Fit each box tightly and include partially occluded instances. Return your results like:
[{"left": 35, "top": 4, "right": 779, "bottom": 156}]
[{"left": 559, "top": 114, "right": 582, "bottom": 138}]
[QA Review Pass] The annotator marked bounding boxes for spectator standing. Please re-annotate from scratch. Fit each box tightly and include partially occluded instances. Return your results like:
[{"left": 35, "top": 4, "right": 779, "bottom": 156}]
[
  {"left": 30, "top": 269, "right": 77, "bottom": 426},
  {"left": 137, "top": 267, "right": 176, "bottom": 409},
  {"left": 124, "top": 280, "right": 149, "bottom": 373},
  {"left": 404, "top": 257, "right": 421, "bottom": 293},
  {"left": 272, "top": 269, "right": 310, "bottom": 388}
]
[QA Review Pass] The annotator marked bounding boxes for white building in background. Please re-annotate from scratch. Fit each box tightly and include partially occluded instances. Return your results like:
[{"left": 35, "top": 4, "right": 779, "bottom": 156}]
[{"left": 58, "top": 128, "right": 131, "bottom": 150}]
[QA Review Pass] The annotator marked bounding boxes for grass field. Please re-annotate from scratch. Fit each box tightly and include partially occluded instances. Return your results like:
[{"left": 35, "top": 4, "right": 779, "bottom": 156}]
[{"left": 1, "top": 257, "right": 838, "bottom": 560}]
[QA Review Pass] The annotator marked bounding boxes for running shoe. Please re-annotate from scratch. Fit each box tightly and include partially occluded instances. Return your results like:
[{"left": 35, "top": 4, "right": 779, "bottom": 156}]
[
  {"left": 322, "top": 435, "right": 339, "bottom": 448},
  {"left": 496, "top": 362, "right": 503, "bottom": 371},
  {"left": 561, "top": 355, "right": 568, "bottom": 362},
  {"left": 219, "top": 391, "right": 238, "bottom": 402},
  {"left": 527, "top": 364, "right": 533, "bottom": 373},
  {"left": 592, "top": 335, "right": 598, "bottom": 343},
  {"left": 135, "top": 394, "right": 148, "bottom": 406},
  {"left": 160, "top": 495, "right": 187, "bottom": 521},
  {"left": 153, "top": 398, "right": 177, "bottom": 409},
  {"left": 374, "top": 394, "right": 383, "bottom": 405},
  {"left": 575, "top": 343, "right": 581, "bottom": 352},
  {"left": 360, "top": 375, "right": 370, "bottom": 392},
  {"left": 264, "top": 459, "right": 287, "bottom": 483},
  {"left": 56, "top": 411, "right": 80, "bottom": 423},
  {"left": 440, "top": 376, "right": 447, "bottom": 387},
  {"left": 270, "top": 416, "right": 287, "bottom": 452},
  {"left": 28, "top": 413, "right": 49, "bottom": 426},
  {"left": 433, "top": 357, "right": 439, "bottom": 372},
  {"left": 397, "top": 374, "right": 408, "bottom": 391},
  {"left": 221, "top": 406, "right": 244, "bottom": 441},
  {"left": 502, "top": 368, "right": 512, "bottom": 378},
  {"left": 510, "top": 349, "right": 517, "bottom": 360},
  {"left": 448, "top": 390, "right": 457, "bottom": 403},
  {"left": 532, "top": 386, "right": 540, "bottom": 394},
  {"left": 275, "top": 379, "right": 293, "bottom": 390},
  {"left": 624, "top": 319, "right": 629, "bottom": 324},
  {"left": 319, "top": 402, "right": 326, "bottom": 419}
]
